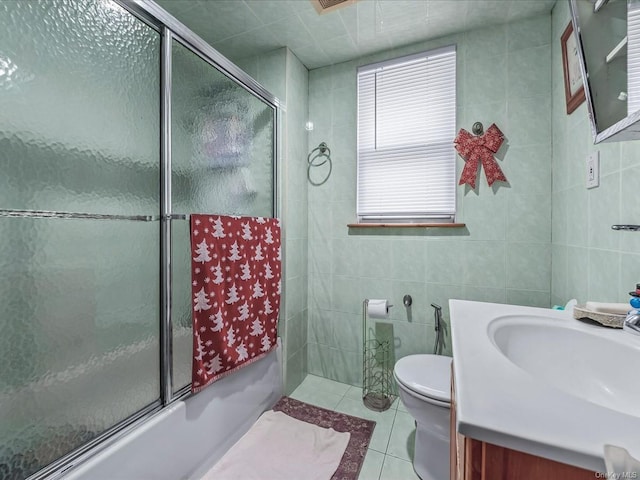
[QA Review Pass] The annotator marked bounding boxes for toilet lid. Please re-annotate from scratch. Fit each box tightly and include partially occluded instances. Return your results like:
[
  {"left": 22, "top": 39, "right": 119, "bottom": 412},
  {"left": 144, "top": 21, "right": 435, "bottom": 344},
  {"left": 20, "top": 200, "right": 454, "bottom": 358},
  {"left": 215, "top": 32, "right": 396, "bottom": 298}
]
[{"left": 394, "top": 354, "right": 452, "bottom": 403}]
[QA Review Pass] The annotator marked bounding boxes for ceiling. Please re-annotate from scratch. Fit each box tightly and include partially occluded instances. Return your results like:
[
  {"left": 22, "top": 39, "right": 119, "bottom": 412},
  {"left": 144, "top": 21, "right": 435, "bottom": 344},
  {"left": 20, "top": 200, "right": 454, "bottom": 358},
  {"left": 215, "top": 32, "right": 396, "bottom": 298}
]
[{"left": 155, "top": 0, "right": 557, "bottom": 70}]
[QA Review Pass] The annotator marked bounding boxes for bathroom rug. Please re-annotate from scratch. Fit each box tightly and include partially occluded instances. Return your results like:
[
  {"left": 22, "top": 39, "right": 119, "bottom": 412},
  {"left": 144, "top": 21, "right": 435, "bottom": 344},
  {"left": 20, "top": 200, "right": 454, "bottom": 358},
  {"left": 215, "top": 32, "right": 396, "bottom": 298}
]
[
  {"left": 201, "top": 396, "right": 376, "bottom": 480},
  {"left": 272, "top": 396, "right": 376, "bottom": 480},
  {"left": 201, "top": 408, "right": 349, "bottom": 480}
]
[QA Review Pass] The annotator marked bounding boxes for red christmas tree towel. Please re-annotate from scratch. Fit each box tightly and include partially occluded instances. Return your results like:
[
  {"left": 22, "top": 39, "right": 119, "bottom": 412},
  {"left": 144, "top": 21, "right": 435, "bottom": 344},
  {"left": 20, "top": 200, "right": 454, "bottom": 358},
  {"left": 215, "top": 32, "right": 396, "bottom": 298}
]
[{"left": 190, "top": 214, "right": 281, "bottom": 393}]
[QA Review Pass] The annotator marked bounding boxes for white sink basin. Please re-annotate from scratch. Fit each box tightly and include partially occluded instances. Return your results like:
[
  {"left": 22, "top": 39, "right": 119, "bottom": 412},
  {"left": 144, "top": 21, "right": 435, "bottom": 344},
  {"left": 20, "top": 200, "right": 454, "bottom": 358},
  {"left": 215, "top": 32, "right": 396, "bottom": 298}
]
[
  {"left": 488, "top": 315, "right": 640, "bottom": 418},
  {"left": 450, "top": 300, "right": 640, "bottom": 473}
]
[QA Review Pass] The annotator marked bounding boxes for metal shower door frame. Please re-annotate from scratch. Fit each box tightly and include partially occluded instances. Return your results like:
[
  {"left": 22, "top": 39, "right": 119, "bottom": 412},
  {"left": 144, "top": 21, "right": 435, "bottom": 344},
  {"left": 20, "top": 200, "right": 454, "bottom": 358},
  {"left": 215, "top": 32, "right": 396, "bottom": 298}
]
[
  {"left": 119, "top": 0, "right": 282, "bottom": 403},
  {"left": 28, "top": 1, "right": 282, "bottom": 478}
]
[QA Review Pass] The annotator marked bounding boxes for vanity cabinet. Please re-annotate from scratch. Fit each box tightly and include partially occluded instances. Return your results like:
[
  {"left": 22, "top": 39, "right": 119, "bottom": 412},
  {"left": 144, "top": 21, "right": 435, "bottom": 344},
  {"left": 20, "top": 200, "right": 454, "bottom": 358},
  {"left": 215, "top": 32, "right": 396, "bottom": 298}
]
[{"left": 450, "top": 367, "right": 597, "bottom": 480}]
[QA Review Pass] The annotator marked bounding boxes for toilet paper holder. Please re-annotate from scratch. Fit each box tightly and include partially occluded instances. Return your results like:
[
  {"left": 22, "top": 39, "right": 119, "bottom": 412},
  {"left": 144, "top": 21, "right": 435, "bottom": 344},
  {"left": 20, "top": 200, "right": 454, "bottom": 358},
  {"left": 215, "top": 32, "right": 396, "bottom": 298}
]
[
  {"left": 362, "top": 298, "right": 396, "bottom": 412},
  {"left": 366, "top": 298, "right": 392, "bottom": 318}
]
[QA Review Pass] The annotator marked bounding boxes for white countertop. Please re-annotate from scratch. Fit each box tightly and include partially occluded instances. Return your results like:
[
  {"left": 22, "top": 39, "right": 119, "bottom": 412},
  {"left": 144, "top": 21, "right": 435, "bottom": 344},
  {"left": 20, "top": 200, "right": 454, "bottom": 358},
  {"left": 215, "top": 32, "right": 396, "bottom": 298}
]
[{"left": 449, "top": 299, "right": 640, "bottom": 473}]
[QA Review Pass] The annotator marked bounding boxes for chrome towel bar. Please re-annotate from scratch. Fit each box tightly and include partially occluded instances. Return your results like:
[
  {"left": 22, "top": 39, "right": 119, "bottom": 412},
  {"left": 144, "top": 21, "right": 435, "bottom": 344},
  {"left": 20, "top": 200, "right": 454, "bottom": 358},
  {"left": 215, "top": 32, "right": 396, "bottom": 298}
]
[{"left": 611, "top": 225, "right": 640, "bottom": 231}]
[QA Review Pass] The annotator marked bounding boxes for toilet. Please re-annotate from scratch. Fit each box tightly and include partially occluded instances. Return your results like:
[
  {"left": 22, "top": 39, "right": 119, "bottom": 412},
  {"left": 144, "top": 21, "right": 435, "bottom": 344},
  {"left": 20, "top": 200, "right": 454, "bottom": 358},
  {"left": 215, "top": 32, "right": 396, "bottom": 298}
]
[{"left": 393, "top": 354, "right": 452, "bottom": 480}]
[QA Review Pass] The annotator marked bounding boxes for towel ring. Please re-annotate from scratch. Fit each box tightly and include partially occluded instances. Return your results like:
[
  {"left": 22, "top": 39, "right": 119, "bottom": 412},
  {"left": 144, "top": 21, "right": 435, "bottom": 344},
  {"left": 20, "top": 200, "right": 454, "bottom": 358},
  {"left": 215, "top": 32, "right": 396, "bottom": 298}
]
[{"left": 307, "top": 142, "right": 332, "bottom": 186}]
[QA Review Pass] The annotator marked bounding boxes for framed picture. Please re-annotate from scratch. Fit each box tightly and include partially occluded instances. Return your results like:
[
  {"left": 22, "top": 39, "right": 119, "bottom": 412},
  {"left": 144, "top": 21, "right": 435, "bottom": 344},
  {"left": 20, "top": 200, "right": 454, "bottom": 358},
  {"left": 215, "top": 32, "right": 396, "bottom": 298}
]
[{"left": 561, "top": 21, "right": 586, "bottom": 114}]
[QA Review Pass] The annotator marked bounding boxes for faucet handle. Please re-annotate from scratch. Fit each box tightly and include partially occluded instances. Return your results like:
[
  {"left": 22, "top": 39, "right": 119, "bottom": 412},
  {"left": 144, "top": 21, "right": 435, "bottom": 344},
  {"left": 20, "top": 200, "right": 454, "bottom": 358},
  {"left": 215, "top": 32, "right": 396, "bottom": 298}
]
[{"left": 623, "top": 309, "right": 640, "bottom": 335}]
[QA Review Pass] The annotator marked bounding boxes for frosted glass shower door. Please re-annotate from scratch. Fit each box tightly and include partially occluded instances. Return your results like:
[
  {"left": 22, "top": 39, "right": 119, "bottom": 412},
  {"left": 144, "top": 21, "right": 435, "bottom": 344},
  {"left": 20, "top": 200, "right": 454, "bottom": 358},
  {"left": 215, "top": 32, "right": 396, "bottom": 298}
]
[
  {"left": 170, "top": 40, "right": 276, "bottom": 392},
  {"left": 0, "top": 1, "right": 161, "bottom": 478}
]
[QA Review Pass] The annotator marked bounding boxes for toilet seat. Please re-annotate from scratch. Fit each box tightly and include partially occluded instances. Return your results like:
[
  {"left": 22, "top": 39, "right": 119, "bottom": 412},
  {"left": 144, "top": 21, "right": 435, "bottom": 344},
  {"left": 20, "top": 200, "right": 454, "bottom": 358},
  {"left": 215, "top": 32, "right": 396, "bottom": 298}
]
[{"left": 394, "top": 354, "right": 452, "bottom": 404}]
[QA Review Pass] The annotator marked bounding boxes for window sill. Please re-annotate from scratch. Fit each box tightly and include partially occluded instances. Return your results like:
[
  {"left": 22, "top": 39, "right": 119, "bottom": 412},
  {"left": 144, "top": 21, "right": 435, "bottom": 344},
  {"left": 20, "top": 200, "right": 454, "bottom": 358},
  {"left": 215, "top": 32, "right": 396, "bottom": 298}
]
[{"left": 347, "top": 223, "right": 466, "bottom": 228}]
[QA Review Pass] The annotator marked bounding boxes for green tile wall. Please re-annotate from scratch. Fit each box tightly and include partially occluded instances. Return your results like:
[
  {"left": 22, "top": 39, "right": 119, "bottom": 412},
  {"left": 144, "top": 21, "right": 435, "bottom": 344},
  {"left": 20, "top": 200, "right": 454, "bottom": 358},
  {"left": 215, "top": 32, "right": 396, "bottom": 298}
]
[
  {"left": 307, "top": 15, "right": 553, "bottom": 386},
  {"left": 237, "top": 48, "right": 309, "bottom": 394},
  {"left": 229, "top": 2, "right": 640, "bottom": 394},
  {"left": 551, "top": 2, "right": 640, "bottom": 307},
  {"left": 283, "top": 49, "right": 309, "bottom": 394}
]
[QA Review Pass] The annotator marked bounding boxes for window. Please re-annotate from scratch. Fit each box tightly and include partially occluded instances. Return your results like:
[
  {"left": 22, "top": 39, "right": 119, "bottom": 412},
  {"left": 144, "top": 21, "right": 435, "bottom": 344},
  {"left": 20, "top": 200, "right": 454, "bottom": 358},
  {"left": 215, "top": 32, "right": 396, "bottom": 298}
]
[
  {"left": 357, "top": 45, "right": 457, "bottom": 223},
  {"left": 628, "top": 3, "right": 640, "bottom": 113}
]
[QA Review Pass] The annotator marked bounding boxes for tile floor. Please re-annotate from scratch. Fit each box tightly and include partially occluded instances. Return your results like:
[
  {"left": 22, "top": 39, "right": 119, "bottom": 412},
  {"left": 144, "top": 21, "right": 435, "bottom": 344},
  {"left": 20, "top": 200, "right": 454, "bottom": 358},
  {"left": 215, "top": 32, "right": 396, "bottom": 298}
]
[{"left": 290, "top": 374, "right": 421, "bottom": 480}]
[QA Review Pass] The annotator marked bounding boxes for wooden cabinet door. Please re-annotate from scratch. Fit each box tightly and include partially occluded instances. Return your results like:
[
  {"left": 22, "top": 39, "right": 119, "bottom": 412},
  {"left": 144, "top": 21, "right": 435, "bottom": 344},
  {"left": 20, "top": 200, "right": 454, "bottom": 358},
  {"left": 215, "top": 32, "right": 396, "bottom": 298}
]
[
  {"left": 481, "top": 442, "right": 597, "bottom": 480},
  {"left": 450, "top": 364, "right": 596, "bottom": 480}
]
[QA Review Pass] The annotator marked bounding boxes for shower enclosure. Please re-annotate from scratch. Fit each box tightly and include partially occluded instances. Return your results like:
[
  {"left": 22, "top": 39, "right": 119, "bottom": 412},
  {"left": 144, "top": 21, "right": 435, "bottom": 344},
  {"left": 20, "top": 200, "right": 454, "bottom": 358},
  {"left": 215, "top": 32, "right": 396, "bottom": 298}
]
[{"left": 0, "top": 1, "right": 279, "bottom": 478}]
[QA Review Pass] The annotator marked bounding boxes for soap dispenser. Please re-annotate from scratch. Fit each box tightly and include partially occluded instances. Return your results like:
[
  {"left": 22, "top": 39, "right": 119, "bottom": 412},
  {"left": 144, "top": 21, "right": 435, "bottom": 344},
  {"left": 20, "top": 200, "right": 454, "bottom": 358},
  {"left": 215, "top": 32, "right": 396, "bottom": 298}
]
[{"left": 624, "top": 283, "right": 640, "bottom": 335}]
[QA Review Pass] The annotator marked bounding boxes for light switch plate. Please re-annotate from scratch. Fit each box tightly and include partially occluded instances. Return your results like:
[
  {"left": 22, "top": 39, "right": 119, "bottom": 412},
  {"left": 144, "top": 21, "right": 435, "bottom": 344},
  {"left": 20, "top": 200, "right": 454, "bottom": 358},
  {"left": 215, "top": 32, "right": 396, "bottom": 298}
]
[{"left": 586, "top": 151, "right": 600, "bottom": 189}]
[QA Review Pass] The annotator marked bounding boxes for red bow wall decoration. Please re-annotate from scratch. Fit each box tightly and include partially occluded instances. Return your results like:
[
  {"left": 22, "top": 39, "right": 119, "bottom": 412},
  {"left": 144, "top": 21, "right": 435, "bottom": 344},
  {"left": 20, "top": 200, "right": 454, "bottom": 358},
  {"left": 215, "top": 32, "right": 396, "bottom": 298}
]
[{"left": 454, "top": 123, "right": 507, "bottom": 189}]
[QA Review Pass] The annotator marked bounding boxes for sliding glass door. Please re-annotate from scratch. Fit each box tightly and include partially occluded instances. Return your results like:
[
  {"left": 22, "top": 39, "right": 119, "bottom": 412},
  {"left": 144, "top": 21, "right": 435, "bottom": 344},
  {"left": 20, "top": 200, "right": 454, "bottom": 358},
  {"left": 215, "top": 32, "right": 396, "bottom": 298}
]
[
  {"left": 0, "top": 0, "right": 278, "bottom": 477},
  {"left": 0, "top": 1, "right": 161, "bottom": 478},
  {"left": 170, "top": 40, "right": 276, "bottom": 392}
]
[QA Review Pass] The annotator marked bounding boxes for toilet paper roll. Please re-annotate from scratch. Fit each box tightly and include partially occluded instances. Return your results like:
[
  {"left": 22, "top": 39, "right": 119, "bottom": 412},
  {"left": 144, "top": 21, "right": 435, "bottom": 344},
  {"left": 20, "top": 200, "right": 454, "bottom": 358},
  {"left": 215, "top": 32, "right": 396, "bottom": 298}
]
[{"left": 367, "top": 299, "right": 390, "bottom": 319}]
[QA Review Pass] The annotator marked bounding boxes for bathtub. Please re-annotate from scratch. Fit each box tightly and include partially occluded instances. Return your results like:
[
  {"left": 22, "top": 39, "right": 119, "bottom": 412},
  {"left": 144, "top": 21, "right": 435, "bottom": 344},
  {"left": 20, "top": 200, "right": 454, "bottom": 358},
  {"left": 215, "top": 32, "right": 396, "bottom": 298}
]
[{"left": 62, "top": 341, "right": 283, "bottom": 480}]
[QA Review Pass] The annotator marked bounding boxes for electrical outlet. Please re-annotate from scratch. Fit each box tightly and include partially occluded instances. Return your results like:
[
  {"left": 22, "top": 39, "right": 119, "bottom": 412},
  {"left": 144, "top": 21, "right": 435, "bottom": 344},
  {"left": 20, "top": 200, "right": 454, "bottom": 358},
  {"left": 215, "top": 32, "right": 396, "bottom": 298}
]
[{"left": 586, "top": 151, "right": 600, "bottom": 189}]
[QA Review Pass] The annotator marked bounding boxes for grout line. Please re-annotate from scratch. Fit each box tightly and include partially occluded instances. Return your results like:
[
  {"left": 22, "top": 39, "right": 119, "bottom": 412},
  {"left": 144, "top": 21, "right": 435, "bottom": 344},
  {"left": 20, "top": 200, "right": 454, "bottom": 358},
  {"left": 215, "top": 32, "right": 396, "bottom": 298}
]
[
  {"left": 385, "top": 452, "right": 406, "bottom": 461},
  {"left": 368, "top": 445, "right": 386, "bottom": 455},
  {"left": 383, "top": 409, "right": 399, "bottom": 455},
  {"left": 377, "top": 454, "right": 385, "bottom": 480}
]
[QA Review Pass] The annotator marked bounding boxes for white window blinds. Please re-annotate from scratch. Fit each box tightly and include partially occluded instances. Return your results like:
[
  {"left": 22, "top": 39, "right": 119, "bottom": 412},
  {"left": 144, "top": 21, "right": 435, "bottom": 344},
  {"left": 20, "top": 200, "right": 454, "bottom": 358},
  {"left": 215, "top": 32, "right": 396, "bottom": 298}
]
[
  {"left": 357, "top": 45, "right": 457, "bottom": 221},
  {"left": 628, "top": 3, "right": 640, "bottom": 114}
]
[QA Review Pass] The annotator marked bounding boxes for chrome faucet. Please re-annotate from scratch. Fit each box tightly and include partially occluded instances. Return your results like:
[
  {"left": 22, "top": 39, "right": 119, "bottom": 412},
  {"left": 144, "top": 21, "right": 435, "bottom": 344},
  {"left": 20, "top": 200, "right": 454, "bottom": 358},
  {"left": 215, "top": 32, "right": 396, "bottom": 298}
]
[{"left": 624, "top": 310, "right": 640, "bottom": 335}]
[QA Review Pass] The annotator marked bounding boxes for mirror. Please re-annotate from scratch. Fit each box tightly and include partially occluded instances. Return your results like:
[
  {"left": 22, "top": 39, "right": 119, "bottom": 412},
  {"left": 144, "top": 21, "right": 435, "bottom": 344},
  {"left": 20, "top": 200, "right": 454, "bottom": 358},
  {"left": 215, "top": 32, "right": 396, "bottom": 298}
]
[{"left": 570, "top": 0, "right": 640, "bottom": 142}]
